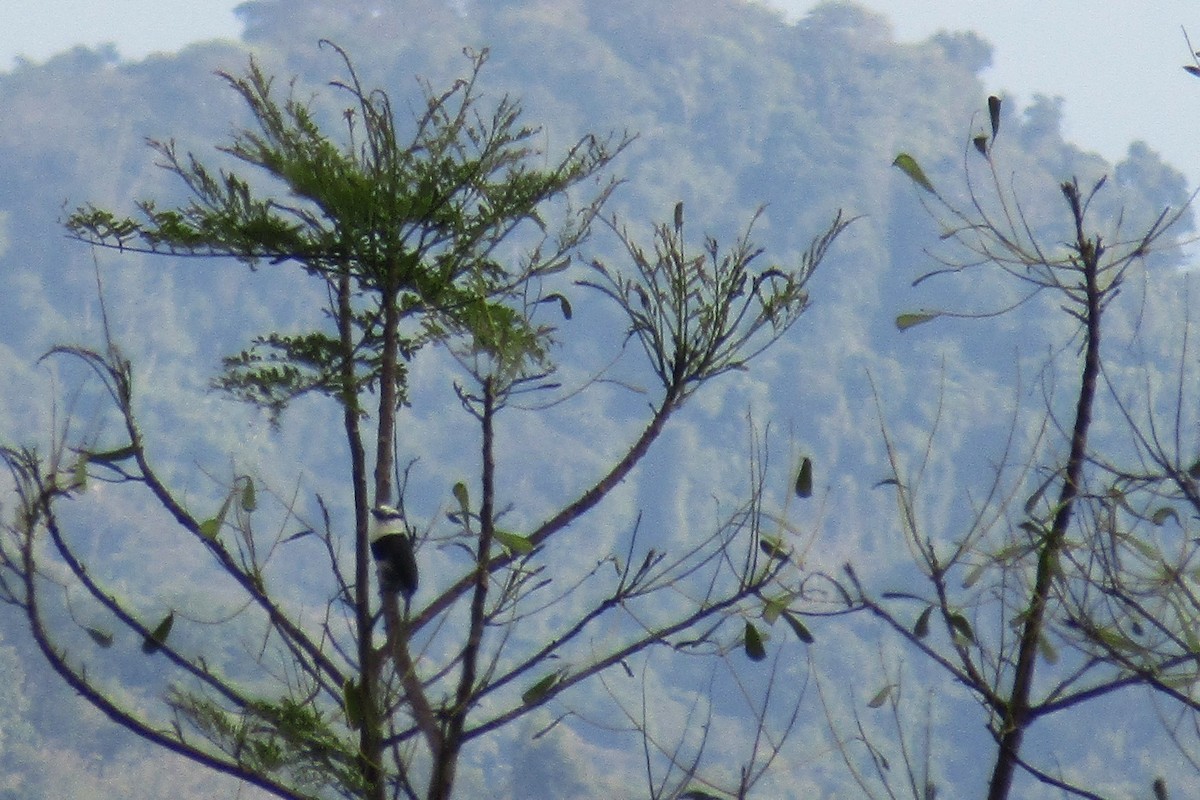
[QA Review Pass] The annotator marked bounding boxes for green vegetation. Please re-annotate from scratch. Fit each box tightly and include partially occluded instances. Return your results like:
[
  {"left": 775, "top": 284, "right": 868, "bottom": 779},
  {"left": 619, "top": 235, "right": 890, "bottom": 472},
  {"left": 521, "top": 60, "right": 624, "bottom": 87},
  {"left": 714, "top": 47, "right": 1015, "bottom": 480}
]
[
  {"left": 3, "top": 40, "right": 846, "bottom": 800},
  {"left": 0, "top": 2, "right": 1197, "bottom": 798}
]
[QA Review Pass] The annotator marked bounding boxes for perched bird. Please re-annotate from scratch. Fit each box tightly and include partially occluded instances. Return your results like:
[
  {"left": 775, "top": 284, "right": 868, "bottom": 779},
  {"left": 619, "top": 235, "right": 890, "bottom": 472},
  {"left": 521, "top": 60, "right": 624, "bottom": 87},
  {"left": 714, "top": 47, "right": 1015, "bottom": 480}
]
[{"left": 370, "top": 504, "right": 419, "bottom": 613}]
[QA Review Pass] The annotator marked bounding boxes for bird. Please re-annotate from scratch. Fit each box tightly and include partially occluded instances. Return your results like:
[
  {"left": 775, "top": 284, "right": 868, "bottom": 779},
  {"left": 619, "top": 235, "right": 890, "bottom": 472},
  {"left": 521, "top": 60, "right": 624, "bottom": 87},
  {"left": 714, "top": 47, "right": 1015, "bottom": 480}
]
[{"left": 370, "top": 504, "right": 419, "bottom": 613}]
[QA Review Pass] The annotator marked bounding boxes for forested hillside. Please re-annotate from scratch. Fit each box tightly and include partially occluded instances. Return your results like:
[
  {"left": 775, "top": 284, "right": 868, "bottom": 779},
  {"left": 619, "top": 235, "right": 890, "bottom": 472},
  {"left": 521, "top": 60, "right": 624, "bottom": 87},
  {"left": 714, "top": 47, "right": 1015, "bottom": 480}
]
[{"left": 0, "top": 1, "right": 1195, "bottom": 798}]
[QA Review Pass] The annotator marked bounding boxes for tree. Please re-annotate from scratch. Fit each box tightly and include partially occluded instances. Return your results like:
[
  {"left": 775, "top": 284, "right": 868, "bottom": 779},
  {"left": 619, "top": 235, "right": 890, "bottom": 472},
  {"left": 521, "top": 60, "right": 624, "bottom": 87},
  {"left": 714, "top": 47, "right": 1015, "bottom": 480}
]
[
  {"left": 1, "top": 43, "right": 849, "bottom": 799},
  {"left": 838, "top": 97, "right": 1197, "bottom": 799}
]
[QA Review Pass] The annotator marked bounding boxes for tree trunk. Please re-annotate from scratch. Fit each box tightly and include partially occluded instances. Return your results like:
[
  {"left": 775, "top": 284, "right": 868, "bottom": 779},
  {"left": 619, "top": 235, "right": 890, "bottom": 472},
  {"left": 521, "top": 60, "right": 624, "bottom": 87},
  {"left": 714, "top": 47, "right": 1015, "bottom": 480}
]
[{"left": 986, "top": 189, "right": 1102, "bottom": 800}]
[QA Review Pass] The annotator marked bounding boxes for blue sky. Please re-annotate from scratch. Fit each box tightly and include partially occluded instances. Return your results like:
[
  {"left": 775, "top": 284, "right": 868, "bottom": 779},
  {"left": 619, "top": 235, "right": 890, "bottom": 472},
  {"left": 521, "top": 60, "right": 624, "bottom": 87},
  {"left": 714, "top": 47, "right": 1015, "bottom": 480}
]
[{"left": 3, "top": 1, "right": 1199, "bottom": 186}]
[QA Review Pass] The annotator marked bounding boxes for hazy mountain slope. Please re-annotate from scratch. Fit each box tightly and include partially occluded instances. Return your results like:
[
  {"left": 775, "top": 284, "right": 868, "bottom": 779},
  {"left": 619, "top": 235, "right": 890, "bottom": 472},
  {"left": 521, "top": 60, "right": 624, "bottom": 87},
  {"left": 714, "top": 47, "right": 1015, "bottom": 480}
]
[{"left": 0, "top": 2, "right": 1194, "bottom": 797}]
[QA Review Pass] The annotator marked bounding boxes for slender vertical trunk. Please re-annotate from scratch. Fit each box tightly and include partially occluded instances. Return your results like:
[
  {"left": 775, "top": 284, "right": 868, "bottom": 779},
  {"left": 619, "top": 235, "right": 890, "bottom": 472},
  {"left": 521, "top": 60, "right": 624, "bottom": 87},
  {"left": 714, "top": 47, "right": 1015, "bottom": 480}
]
[
  {"left": 375, "top": 288, "right": 401, "bottom": 506},
  {"left": 986, "top": 187, "right": 1102, "bottom": 800},
  {"left": 338, "top": 270, "right": 384, "bottom": 800},
  {"left": 429, "top": 377, "right": 497, "bottom": 800}
]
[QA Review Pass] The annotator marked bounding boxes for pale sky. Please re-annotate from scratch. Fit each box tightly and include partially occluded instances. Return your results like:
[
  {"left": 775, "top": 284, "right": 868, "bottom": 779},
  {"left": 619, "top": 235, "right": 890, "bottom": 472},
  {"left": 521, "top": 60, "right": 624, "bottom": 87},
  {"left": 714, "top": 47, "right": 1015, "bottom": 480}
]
[{"left": 3, "top": 0, "right": 1200, "bottom": 188}]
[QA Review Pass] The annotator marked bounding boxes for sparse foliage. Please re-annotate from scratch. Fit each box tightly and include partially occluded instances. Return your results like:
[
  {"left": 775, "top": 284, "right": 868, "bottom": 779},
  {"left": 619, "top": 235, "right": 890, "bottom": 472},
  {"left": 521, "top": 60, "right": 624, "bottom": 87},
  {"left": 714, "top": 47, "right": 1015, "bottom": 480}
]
[
  {"left": 840, "top": 96, "right": 1194, "bottom": 800},
  {"left": 2, "top": 43, "right": 848, "bottom": 800}
]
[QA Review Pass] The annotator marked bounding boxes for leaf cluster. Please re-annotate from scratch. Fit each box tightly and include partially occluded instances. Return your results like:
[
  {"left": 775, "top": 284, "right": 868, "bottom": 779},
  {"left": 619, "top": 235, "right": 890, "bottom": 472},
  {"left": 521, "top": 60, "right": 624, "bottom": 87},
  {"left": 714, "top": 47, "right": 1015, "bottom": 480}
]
[
  {"left": 66, "top": 44, "right": 627, "bottom": 419},
  {"left": 583, "top": 204, "right": 852, "bottom": 395}
]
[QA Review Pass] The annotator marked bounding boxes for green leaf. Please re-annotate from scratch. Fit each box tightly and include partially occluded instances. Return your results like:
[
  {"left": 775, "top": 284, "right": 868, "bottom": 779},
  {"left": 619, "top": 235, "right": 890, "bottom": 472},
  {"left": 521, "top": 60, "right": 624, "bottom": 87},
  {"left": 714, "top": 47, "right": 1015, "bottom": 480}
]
[
  {"left": 452, "top": 482, "right": 470, "bottom": 515},
  {"left": 895, "top": 312, "right": 939, "bottom": 331},
  {"left": 86, "top": 444, "right": 138, "bottom": 464},
  {"left": 759, "top": 536, "right": 789, "bottom": 561},
  {"left": 494, "top": 529, "right": 534, "bottom": 554},
  {"left": 1151, "top": 507, "right": 1179, "bottom": 526},
  {"left": 1183, "top": 622, "right": 1200, "bottom": 654},
  {"left": 199, "top": 490, "right": 235, "bottom": 540},
  {"left": 241, "top": 478, "right": 257, "bottom": 512},
  {"left": 522, "top": 672, "right": 559, "bottom": 706},
  {"left": 142, "top": 611, "right": 175, "bottom": 654},
  {"left": 71, "top": 455, "right": 88, "bottom": 490},
  {"left": 781, "top": 610, "right": 815, "bottom": 644},
  {"left": 86, "top": 627, "right": 114, "bottom": 648},
  {"left": 867, "top": 684, "right": 893, "bottom": 708},
  {"left": 892, "top": 153, "right": 936, "bottom": 193},
  {"left": 948, "top": 613, "right": 975, "bottom": 644},
  {"left": 744, "top": 621, "right": 767, "bottom": 662},
  {"left": 794, "top": 457, "right": 812, "bottom": 498},
  {"left": 913, "top": 606, "right": 932, "bottom": 639},
  {"left": 762, "top": 595, "right": 787, "bottom": 625},
  {"left": 343, "top": 677, "right": 363, "bottom": 730}
]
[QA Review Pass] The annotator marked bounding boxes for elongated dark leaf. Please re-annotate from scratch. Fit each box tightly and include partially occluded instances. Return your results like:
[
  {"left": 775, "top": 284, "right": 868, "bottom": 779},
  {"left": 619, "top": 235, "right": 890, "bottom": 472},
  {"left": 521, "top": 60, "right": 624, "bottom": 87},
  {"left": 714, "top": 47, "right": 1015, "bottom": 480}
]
[
  {"left": 892, "top": 153, "right": 935, "bottom": 193},
  {"left": 759, "top": 536, "right": 789, "bottom": 561},
  {"left": 867, "top": 684, "right": 893, "bottom": 708},
  {"left": 948, "top": 613, "right": 975, "bottom": 643},
  {"left": 744, "top": 621, "right": 767, "bottom": 662},
  {"left": 913, "top": 606, "right": 932, "bottom": 639},
  {"left": 87, "top": 627, "right": 114, "bottom": 648},
  {"left": 344, "top": 677, "right": 363, "bottom": 730},
  {"left": 988, "top": 95, "right": 1001, "bottom": 139},
  {"left": 540, "top": 293, "right": 572, "bottom": 320},
  {"left": 1024, "top": 472, "right": 1056, "bottom": 513},
  {"left": 782, "top": 610, "right": 815, "bottom": 644},
  {"left": 522, "top": 673, "right": 559, "bottom": 706},
  {"left": 680, "top": 790, "right": 723, "bottom": 800},
  {"left": 794, "top": 457, "right": 813, "bottom": 498},
  {"left": 241, "top": 477, "right": 257, "bottom": 512},
  {"left": 142, "top": 611, "right": 175, "bottom": 654},
  {"left": 1185, "top": 65, "right": 1200, "bottom": 77},
  {"left": 87, "top": 444, "right": 138, "bottom": 464},
  {"left": 1152, "top": 507, "right": 1180, "bottom": 526}
]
